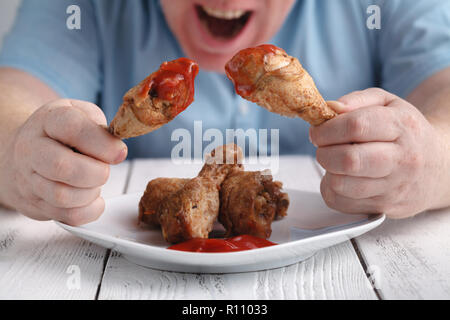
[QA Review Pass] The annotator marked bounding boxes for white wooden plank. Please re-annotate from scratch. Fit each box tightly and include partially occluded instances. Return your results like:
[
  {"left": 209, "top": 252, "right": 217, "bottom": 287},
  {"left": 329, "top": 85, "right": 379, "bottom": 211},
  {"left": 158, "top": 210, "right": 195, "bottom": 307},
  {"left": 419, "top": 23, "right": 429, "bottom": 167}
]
[
  {"left": 0, "top": 163, "right": 130, "bottom": 299},
  {"left": 354, "top": 208, "right": 450, "bottom": 299},
  {"left": 101, "top": 162, "right": 130, "bottom": 198},
  {"left": 0, "top": 214, "right": 106, "bottom": 299},
  {"left": 98, "top": 156, "right": 374, "bottom": 299},
  {"left": 97, "top": 241, "right": 376, "bottom": 300}
]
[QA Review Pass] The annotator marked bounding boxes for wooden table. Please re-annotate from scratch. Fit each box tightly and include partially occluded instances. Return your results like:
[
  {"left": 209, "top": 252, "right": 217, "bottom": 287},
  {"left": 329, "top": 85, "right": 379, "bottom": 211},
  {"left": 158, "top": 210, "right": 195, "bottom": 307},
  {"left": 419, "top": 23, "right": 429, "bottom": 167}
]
[{"left": 1, "top": 156, "right": 449, "bottom": 300}]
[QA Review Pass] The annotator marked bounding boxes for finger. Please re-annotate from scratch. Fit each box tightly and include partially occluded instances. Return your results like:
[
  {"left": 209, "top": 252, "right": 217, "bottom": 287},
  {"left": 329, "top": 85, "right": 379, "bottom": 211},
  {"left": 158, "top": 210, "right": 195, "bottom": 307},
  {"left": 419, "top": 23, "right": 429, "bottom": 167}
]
[
  {"left": 310, "top": 106, "right": 400, "bottom": 147},
  {"left": 326, "top": 101, "right": 347, "bottom": 114},
  {"left": 45, "top": 99, "right": 107, "bottom": 126},
  {"left": 31, "top": 137, "right": 110, "bottom": 188},
  {"left": 338, "top": 88, "right": 397, "bottom": 111},
  {"left": 321, "top": 179, "right": 383, "bottom": 215},
  {"left": 30, "top": 172, "right": 101, "bottom": 209},
  {"left": 316, "top": 142, "right": 397, "bottom": 178},
  {"left": 323, "top": 172, "right": 387, "bottom": 200},
  {"left": 43, "top": 104, "right": 127, "bottom": 164},
  {"left": 39, "top": 196, "right": 105, "bottom": 226}
]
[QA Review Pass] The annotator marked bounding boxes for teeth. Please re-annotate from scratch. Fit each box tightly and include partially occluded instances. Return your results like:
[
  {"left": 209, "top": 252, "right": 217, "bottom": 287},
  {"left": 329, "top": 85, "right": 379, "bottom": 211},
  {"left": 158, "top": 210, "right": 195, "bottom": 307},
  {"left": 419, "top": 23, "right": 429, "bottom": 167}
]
[{"left": 202, "top": 6, "right": 246, "bottom": 20}]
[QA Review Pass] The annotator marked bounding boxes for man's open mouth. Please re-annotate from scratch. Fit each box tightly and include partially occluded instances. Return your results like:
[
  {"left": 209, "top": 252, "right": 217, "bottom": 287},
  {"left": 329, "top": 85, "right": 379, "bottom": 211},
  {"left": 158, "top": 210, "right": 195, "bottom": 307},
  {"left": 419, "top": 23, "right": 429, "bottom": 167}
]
[{"left": 195, "top": 5, "right": 253, "bottom": 39}]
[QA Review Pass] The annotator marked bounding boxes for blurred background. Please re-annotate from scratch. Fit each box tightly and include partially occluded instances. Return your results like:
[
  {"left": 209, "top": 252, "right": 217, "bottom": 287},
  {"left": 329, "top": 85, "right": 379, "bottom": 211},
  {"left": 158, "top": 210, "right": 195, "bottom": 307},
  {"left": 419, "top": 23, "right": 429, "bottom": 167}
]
[{"left": 0, "top": 0, "right": 21, "bottom": 50}]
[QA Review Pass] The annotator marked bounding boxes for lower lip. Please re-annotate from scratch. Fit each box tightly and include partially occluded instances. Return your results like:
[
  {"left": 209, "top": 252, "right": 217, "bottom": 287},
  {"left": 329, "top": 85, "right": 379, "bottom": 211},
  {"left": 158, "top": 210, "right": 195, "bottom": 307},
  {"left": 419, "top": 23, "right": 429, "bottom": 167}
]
[
  {"left": 189, "top": 5, "right": 255, "bottom": 53},
  {"left": 167, "top": 234, "right": 277, "bottom": 253}
]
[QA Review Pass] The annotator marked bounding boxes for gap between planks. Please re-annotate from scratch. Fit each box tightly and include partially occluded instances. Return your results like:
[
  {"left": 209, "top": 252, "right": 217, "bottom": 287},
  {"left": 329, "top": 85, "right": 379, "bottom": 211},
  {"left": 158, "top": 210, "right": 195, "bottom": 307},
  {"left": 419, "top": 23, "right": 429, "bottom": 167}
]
[
  {"left": 312, "top": 159, "right": 382, "bottom": 300},
  {"left": 95, "top": 161, "right": 135, "bottom": 299}
]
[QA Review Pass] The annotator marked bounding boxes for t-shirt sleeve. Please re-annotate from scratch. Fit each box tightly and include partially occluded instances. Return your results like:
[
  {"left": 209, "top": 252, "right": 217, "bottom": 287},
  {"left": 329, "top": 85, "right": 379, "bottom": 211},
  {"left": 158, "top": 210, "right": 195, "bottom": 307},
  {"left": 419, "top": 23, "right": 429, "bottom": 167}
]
[
  {"left": 0, "top": 0, "right": 102, "bottom": 102},
  {"left": 379, "top": 0, "right": 450, "bottom": 98}
]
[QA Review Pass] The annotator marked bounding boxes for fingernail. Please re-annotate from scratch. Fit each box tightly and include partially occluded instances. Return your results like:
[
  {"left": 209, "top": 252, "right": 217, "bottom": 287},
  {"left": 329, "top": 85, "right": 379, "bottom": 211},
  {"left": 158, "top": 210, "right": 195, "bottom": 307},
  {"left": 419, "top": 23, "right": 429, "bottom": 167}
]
[
  {"left": 115, "top": 147, "right": 128, "bottom": 163},
  {"left": 327, "top": 100, "right": 347, "bottom": 114},
  {"left": 309, "top": 128, "right": 317, "bottom": 147}
]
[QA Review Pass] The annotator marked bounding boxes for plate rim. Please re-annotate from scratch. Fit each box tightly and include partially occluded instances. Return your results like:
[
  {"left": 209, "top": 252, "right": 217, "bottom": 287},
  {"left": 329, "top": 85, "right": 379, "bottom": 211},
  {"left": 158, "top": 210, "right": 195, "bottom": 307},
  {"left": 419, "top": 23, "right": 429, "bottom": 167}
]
[{"left": 55, "top": 191, "right": 386, "bottom": 260}]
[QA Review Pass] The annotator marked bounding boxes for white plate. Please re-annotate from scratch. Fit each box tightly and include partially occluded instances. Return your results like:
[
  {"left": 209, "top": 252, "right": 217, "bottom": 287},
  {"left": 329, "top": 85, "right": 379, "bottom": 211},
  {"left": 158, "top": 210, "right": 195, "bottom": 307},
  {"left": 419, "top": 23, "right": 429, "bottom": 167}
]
[{"left": 55, "top": 190, "right": 385, "bottom": 273}]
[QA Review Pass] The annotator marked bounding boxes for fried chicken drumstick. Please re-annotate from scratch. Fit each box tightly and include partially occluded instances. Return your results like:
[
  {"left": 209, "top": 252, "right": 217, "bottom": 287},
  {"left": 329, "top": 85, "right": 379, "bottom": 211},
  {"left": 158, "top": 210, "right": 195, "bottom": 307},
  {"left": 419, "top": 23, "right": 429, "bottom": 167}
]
[
  {"left": 109, "top": 58, "right": 199, "bottom": 139},
  {"left": 139, "top": 144, "right": 244, "bottom": 244},
  {"left": 138, "top": 178, "right": 189, "bottom": 228},
  {"left": 219, "top": 170, "right": 289, "bottom": 239},
  {"left": 225, "top": 44, "right": 336, "bottom": 126}
]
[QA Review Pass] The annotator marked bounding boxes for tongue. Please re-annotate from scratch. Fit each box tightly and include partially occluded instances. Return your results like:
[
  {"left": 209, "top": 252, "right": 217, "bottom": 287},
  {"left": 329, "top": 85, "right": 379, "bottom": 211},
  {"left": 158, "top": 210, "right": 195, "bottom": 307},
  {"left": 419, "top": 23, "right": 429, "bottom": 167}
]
[
  {"left": 206, "top": 16, "right": 241, "bottom": 38},
  {"left": 197, "top": 7, "right": 250, "bottom": 39}
]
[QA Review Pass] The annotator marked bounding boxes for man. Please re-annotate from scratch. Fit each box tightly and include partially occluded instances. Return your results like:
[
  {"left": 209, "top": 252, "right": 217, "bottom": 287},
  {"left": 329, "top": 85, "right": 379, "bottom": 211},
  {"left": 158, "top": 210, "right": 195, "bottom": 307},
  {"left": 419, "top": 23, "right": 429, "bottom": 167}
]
[{"left": 0, "top": 0, "right": 449, "bottom": 226}]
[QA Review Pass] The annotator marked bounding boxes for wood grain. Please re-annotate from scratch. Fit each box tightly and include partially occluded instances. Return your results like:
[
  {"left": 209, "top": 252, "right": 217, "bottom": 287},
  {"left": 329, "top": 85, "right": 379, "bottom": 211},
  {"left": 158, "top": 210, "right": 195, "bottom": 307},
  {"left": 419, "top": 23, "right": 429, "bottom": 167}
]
[{"left": 354, "top": 209, "right": 450, "bottom": 299}]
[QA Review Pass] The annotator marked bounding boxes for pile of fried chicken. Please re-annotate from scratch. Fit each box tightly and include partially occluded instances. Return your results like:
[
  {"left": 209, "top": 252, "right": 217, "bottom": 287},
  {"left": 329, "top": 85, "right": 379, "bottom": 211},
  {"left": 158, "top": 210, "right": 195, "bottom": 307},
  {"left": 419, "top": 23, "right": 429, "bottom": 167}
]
[
  {"left": 107, "top": 44, "right": 338, "bottom": 244},
  {"left": 138, "top": 144, "right": 290, "bottom": 244}
]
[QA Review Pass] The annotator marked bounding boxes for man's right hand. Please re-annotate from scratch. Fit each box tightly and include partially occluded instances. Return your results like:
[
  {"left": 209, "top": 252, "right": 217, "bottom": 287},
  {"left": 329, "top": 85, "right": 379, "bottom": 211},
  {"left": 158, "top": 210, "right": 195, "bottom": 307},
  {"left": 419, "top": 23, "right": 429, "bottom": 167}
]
[{"left": 0, "top": 99, "right": 128, "bottom": 226}]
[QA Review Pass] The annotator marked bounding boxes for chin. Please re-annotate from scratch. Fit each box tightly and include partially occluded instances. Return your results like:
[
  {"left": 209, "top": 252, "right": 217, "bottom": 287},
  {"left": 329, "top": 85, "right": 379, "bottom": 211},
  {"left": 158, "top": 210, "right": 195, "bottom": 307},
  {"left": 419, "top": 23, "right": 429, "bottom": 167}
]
[{"left": 190, "top": 51, "right": 234, "bottom": 73}]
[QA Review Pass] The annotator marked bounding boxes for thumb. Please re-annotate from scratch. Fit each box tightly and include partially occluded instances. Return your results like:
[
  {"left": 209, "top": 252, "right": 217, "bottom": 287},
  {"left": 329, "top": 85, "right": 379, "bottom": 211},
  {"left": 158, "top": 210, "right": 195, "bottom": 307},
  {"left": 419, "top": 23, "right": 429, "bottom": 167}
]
[
  {"left": 326, "top": 100, "right": 348, "bottom": 114},
  {"left": 67, "top": 99, "right": 108, "bottom": 126},
  {"left": 328, "top": 88, "right": 397, "bottom": 114}
]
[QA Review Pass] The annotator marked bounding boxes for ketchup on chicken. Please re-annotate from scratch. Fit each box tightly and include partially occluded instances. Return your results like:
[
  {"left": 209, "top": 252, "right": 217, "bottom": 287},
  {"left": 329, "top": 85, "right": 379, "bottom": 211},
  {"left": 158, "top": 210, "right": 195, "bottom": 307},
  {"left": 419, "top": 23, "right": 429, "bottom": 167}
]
[
  {"left": 139, "top": 57, "right": 199, "bottom": 118},
  {"left": 167, "top": 235, "right": 277, "bottom": 253},
  {"left": 225, "top": 44, "right": 283, "bottom": 99}
]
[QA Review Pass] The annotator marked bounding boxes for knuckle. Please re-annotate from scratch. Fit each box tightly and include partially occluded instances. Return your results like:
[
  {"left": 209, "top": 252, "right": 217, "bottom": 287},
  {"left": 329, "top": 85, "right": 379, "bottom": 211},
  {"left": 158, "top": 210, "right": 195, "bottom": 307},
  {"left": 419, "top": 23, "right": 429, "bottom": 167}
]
[
  {"left": 354, "top": 183, "right": 369, "bottom": 198},
  {"left": 92, "top": 188, "right": 103, "bottom": 203},
  {"left": 368, "top": 87, "right": 386, "bottom": 96},
  {"left": 342, "top": 148, "right": 361, "bottom": 174},
  {"left": 62, "top": 208, "right": 83, "bottom": 226},
  {"left": 47, "top": 106, "right": 84, "bottom": 140},
  {"left": 346, "top": 116, "right": 367, "bottom": 140},
  {"left": 328, "top": 174, "right": 345, "bottom": 194},
  {"left": 61, "top": 112, "right": 84, "bottom": 140},
  {"left": 321, "top": 178, "right": 336, "bottom": 207},
  {"left": 93, "top": 198, "right": 105, "bottom": 219},
  {"left": 315, "top": 148, "right": 326, "bottom": 168},
  {"left": 52, "top": 185, "right": 72, "bottom": 207},
  {"left": 402, "top": 113, "right": 420, "bottom": 132},
  {"left": 54, "top": 156, "right": 74, "bottom": 182},
  {"left": 38, "top": 101, "right": 59, "bottom": 115},
  {"left": 98, "top": 164, "right": 110, "bottom": 185},
  {"left": 406, "top": 151, "right": 423, "bottom": 171},
  {"left": 63, "top": 197, "right": 104, "bottom": 226}
]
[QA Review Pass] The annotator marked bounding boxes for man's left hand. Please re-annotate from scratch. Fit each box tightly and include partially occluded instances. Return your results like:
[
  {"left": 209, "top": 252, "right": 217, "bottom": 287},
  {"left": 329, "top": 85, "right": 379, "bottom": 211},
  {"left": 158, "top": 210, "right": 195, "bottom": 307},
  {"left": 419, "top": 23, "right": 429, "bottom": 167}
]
[{"left": 310, "top": 88, "right": 448, "bottom": 219}]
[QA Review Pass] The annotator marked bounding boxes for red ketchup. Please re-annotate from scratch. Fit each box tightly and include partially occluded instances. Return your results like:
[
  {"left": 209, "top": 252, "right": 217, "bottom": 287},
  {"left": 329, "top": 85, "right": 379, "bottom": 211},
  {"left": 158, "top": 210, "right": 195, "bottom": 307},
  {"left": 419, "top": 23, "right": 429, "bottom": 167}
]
[
  {"left": 167, "top": 235, "right": 277, "bottom": 253},
  {"left": 139, "top": 57, "right": 199, "bottom": 118},
  {"left": 225, "top": 44, "right": 284, "bottom": 99}
]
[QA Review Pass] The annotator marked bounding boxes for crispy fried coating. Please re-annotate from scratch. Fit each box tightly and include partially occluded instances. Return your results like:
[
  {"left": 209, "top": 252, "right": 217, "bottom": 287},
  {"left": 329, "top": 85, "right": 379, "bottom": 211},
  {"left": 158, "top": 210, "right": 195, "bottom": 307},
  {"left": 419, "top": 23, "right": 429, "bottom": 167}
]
[
  {"left": 158, "top": 144, "right": 244, "bottom": 243},
  {"left": 138, "top": 178, "right": 189, "bottom": 228},
  {"left": 225, "top": 44, "right": 336, "bottom": 126},
  {"left": 219, "top": 171, "right": 289, "bottom": 239}
]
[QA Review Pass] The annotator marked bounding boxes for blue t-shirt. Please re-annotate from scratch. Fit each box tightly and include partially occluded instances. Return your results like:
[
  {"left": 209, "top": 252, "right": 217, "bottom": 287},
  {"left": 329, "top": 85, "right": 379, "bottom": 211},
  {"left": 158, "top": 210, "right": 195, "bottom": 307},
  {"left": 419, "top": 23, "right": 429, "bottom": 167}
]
[{"left": 1, "top": 0, "right": 450, "bottom": 159}]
